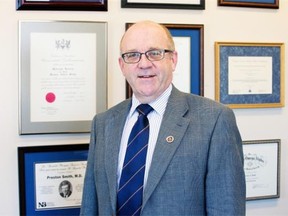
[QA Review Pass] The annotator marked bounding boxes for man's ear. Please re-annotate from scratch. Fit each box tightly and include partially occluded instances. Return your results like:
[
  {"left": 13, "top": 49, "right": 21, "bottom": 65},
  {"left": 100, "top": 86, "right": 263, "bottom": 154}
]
[
  {"left": 118, "top": 57, "right": 126, "bottom": 75},
  {"left": 171, "top": 51, "right": 178, "bottom": 71}
]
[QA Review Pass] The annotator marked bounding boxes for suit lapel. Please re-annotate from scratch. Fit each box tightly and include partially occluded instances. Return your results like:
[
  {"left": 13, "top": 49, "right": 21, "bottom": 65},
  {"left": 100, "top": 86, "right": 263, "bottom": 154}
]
[
  {"left": 142, "top": 88, "right": 190, "bottom": 208},
  {"left": 104, "top": 100, "right": 131, "bottom": 212},
  {"left": 103, "top": 89, "right": 190, "bottom": 210}
]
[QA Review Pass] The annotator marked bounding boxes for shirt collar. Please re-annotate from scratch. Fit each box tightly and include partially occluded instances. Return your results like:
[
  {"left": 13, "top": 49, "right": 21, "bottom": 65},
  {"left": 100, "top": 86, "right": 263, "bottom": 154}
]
[{"left": 129, "top": 84, "right": 172, "bottom": 117}]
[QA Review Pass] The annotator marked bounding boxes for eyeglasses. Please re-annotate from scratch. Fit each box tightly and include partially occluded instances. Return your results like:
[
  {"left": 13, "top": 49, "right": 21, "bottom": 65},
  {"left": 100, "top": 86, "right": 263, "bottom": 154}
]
[{"left": 121, "top": 49, "right": 173, "bottom": 64}]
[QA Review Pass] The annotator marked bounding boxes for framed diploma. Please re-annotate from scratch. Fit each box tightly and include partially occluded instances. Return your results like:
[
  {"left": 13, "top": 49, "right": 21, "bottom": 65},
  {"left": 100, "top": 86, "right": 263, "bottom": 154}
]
[
  {"left": 243, "top": 139, "right": 280, "bottom": 201},
  {"left": 125, "top": 23, "right": 204, "bottom": 98},
  {"left": 17, "top": 0, "right": 107, "bottom": 11},
  {"left": 215, "top": 42, "right": 284, "bottom": 108},
  {"left": 19, "top": 21, "right": 107, "bottom": 134},
  {"left": 121, "top": 0, "right": 205, "bottom": 10},
  {"left": 18, "top": 144, "right": 89, "bottom": 216},
  {"left": 218, "top": 0, "right": 279, "bottom": 9}
]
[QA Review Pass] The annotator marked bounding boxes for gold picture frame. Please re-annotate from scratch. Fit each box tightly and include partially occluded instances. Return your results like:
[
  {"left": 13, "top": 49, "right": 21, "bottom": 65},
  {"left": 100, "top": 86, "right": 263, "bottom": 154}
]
[{"left": 215, "top": 42, "right": 284, "bottom": 109}]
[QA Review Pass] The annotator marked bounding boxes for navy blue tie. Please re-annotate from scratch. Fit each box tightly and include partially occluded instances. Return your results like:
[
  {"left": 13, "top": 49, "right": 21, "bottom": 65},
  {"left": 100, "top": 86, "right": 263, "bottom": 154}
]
[{"left": 117, "top": 104, "right": 153, "bottom": 216}]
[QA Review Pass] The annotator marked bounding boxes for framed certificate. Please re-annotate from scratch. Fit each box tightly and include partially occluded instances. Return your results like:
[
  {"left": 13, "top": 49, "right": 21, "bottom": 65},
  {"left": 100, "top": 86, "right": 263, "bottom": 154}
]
[
  {"left": 17, "top": 0, "right": 108, "bottom": 11},
  {"left": 125, "top": 23, "right": 204, "bottom": 98},
  {"left": 18, "top": 144, "right": 89, "bottom": 216},
  {"left": 243, "top": 139, "right": 280, "bottom": 200},
  {"left": 19, "top": 21, "right": 107, "bottom": 134},
  {"left": 215, "top": 42, "right": 284, "bottom": 108},
  {"left": 218, "top": 0, "right": 279, "bottom": 9},
  {"left": 121, "top": 0, "right": 205, "bottom": 10}
]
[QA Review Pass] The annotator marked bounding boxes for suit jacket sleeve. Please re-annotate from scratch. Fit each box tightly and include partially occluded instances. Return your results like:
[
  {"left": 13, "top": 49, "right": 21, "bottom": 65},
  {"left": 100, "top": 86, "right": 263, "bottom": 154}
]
[{"left": 206, "top": 107, "right": 246, "bottom": 215}]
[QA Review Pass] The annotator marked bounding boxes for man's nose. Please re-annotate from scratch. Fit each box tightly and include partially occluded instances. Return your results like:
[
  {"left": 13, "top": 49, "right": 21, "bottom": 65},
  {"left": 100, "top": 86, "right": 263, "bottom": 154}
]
[{"left": 138, "top": 53, "right": 152, "bottom": 67}]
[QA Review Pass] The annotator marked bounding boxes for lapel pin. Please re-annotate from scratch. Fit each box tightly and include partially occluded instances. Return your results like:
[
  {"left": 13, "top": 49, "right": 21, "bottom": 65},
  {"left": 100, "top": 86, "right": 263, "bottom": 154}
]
[{"left": 166, "top": 136, "right": 174, "bottom": 143}]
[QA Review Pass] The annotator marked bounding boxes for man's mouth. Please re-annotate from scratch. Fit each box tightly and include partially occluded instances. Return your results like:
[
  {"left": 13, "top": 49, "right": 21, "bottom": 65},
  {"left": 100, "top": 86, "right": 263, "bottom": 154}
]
[{"left": 138, "top": 75, "right": 155, "bottom": 78}]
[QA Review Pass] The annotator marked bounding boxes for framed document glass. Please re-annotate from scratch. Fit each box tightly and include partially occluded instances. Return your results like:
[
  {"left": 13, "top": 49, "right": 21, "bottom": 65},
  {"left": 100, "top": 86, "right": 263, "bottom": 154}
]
[
  {"left": 19, "top": 21, "right": 107, "bottom": 134},
  {"left": 243, "top": 139, "right": 280, "bottom": 200},
  {"left": 215, "top": 42, "right": 284, "bottom": 108},
  {"left": 18, "top": 144, "right": 89, "bottom": 216}
]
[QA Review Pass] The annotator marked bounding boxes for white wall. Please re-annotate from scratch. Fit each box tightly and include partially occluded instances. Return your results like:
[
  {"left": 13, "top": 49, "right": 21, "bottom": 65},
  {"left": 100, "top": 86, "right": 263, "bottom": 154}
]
[{"left": 0, "top": 0, "right": 287, "bottom": 215}]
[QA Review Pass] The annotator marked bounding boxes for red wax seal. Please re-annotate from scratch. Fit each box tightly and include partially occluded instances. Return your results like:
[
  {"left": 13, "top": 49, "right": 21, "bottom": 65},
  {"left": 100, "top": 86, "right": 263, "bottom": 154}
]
[{"left": 46, "top": 92, "right": 56, "bottom": 103}]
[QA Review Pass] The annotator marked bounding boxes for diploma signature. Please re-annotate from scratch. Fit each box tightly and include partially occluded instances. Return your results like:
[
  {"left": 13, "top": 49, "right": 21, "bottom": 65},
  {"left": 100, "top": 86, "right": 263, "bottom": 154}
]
[{"left": 244, "top": 153, "right": 267, "bottom": 170}]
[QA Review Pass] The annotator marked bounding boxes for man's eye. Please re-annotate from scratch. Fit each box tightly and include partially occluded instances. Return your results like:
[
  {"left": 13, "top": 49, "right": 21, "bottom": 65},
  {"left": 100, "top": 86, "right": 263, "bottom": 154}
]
[
  {"left": 149, "top": 50, "right": 161, "bottom": 56},
  {"left": 126, "top": 53, "right": 139, "bottom": 58}
]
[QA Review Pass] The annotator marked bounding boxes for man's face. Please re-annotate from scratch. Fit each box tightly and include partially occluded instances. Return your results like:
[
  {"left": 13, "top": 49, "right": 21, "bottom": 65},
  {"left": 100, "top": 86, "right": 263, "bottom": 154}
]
[
  {"left": 119, "top": 22, "right": 177, "bottom": 103},
  {"left": 61, "top": 184, "right": 69, "bottom": 195}
]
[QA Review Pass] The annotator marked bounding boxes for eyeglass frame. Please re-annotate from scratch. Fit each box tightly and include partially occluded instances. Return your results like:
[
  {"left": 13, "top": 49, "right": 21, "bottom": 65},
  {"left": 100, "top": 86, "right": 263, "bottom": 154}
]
[{"left": 121, "top": 49, "right": 174, "bottom": 64}]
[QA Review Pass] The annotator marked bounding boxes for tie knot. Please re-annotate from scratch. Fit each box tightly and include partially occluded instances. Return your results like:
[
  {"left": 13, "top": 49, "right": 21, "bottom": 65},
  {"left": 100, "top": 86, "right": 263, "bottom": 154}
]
[{"left": 137, "top": 104, "right": 153, "bottom": 116}]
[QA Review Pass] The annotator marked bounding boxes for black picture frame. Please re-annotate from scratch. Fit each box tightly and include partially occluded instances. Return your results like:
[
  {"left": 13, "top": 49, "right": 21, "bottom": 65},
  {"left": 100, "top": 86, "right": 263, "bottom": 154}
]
[
  {"left": 121, "top": 0, "right": 205, "bottom": 10},
  {"left": 17, "top": 0, "right": 108, "bottom": 11},
  {"left": 243, "top": 139, "right": 280, "bottom": 201},
  {"left": 18, "top": 144, "right": 89, "bottom": 215},
  {"left": 218, "top": 0, "right": 279, "bottom": 9},
  {"left": 125, "top": 23, "right": 204, "bottom": 98}
]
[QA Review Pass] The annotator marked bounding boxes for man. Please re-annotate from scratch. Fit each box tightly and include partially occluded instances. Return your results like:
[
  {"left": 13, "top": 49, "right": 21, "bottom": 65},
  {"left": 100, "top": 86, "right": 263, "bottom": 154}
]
[
  {"left": 59, "top": 180, "right": 72, "bottom": 198},
  {"left": 80, "top": 20, "right": 246, "bottom": 215}
]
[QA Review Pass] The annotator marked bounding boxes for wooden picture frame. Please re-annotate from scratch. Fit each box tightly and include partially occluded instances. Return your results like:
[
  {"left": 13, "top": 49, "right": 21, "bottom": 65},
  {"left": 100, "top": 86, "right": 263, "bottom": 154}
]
[
  {"left": 218, "top": 0, "right": 279, "bottom": 9},
  {"left": 17, "top": 0, "right": 108, "bottom": 11},
  {"left": 215, "top": 42, "right": 284, "bottom": 108}
]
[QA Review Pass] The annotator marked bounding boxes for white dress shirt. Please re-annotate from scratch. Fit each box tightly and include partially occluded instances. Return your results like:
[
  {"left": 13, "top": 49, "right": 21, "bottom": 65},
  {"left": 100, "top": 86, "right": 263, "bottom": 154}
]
[{"left": 117, "top": 84, "right": 172, "bottom": 189}]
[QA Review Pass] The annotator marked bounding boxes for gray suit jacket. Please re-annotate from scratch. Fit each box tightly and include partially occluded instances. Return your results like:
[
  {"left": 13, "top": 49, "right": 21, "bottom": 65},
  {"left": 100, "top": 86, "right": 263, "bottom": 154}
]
[{"left": 80, "top": 87, "right": 246, "bottom": 216}]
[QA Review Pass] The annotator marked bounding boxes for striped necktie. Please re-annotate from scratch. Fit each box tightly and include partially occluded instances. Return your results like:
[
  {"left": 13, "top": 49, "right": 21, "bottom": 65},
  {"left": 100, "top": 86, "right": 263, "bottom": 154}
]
[{"left": 117, "top": 104, "right": 153, "bottom": 216}]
